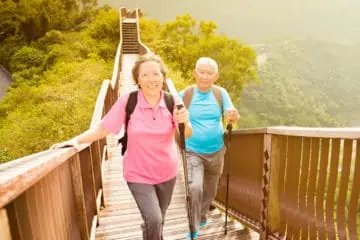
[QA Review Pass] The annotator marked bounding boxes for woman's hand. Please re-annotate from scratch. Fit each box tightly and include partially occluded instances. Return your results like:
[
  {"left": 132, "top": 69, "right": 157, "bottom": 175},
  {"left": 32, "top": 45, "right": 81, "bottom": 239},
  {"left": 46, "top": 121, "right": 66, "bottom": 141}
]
[
  {"left": 174, "top": 107, "right": 192, "bottom": 138},
  {"left": 50, "top": 139, "right": 79, "bottom": 150},
  {"left": 175, "top": 107, "right": 189, "bottom": 124}
]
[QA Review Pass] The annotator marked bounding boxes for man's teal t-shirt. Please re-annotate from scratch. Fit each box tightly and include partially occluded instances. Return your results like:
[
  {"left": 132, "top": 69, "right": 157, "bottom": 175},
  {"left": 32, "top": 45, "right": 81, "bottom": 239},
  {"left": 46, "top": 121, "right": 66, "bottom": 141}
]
[{"left": 179, "top": 86, "right": 234, "bottom": 154}]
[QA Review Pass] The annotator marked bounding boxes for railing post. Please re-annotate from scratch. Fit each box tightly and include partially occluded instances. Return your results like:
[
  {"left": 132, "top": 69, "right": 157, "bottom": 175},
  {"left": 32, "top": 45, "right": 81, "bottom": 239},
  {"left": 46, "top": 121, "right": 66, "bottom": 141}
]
[
  {"left": 70, "top": 154, "right": 90, "bottom": 240},
  {"left": 0, "top": 208, "right": 12, "bottom": 240},
  {"left": 78, "top": 148, "right": 97, "bottom": 225},
  {"left": 90, "top": 141, "right": 105, "bottom": 208},
  {"left": 260, "top": 134, "right": 272, "bottom": 239},
  {"left": 267, "top": 135, "right": 282, "bottom": 237}
]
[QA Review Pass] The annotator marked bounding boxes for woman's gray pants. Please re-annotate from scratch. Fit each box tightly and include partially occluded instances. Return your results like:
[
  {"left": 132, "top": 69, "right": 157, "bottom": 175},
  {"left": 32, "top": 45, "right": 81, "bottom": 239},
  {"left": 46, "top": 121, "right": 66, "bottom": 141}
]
[{"left": 127, "top": 177, "right": 176, "bottom": 240}]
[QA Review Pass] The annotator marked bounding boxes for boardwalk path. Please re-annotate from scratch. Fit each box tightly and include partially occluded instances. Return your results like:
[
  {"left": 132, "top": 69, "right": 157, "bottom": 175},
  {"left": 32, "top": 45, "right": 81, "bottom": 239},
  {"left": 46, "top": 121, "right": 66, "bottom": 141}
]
[{"left": 95, "top": 54, "right": 259, "bottom": 240}]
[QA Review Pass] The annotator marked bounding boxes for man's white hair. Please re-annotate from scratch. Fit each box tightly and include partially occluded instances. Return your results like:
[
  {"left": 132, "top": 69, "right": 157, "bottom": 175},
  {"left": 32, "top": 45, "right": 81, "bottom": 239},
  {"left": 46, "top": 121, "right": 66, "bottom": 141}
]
[{"left": 195, "top": 57, "right": 218, "bottom": 73}]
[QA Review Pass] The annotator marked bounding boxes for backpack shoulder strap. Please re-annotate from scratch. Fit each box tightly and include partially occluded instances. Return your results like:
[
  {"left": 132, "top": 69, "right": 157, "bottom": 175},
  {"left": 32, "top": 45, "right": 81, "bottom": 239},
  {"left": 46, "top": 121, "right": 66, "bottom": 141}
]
[
  {"left": 212, "top": 85, "right": 223, "bottom": 114},
  {"left": 125, "top": 90, "right": 138, "bottom": 129},
  {"left": 182, "top": 85, "right": 195, "bottom": 109},
  {"left": 163, "top": 92, "right": 175, "bottom": 114}
]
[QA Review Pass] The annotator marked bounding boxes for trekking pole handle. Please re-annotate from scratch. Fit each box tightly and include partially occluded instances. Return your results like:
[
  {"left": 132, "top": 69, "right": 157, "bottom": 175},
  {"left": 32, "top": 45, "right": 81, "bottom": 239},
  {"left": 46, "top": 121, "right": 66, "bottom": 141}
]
[
  {"left": 177, "top": 105, "right": 186, "bottom": 149},
  {"left": 226, "top": 123, "right": 232, "bottom": 142}
]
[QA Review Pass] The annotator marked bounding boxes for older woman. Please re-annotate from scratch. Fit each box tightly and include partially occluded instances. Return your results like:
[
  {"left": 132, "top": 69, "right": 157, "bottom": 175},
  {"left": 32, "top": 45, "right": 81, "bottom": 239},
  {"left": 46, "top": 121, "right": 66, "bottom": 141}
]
[{"left": 51, "top": 54, "right": 192, "bottom": 240}]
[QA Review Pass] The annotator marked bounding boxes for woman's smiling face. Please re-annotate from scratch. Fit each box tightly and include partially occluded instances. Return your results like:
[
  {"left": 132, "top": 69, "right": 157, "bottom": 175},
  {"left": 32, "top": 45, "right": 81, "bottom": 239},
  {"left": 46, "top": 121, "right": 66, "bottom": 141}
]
[{"left": 137, "top": 60, "right": 164, "bottom": 96}]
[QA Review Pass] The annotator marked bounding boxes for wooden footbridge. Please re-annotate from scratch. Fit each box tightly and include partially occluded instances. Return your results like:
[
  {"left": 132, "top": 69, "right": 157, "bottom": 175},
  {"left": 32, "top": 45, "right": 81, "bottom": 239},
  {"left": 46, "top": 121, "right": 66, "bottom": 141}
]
[{"left": 0, "top": 8, "right": 359, "bottom": 240}]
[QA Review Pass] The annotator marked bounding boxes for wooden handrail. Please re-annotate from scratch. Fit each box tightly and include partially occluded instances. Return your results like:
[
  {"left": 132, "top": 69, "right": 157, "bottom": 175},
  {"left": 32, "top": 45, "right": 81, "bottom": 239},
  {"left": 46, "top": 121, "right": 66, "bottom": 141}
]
[
  {"left": 0, "top": 148, "right": 79, "bottom": 208},
  {"left": 228, "top": 126, "right": 360, "bottom": 139},
  {"left": 267, "top": 126, "right": 360, "bottom": 139}
]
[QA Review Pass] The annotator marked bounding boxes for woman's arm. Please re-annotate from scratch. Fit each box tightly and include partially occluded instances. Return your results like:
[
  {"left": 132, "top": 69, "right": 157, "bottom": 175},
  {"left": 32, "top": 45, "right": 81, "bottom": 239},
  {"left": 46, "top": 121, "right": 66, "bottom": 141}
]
[
  {"left": 50, "top": 123, "right": 111, "bottom": 149},
  {"left": 51, "top": 94, "right": 127, "bottom": 149}
]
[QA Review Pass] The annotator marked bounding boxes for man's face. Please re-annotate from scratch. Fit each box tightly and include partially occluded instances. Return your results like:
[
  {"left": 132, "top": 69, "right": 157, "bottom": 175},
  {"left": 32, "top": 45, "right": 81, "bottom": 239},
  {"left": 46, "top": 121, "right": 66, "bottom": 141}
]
[{"left": 193, "top": 63, "right": 218, "bottom": 92}]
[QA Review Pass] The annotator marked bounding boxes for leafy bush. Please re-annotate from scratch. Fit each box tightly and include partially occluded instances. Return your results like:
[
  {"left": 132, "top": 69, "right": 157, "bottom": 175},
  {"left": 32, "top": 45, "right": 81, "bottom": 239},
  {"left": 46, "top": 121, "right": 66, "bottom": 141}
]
[
  {"left": 87, "top": 8, "right": 119, "bottom": 42},
  {"left": 9, "top": 46, "right": 45, "bottom": 72},
  {"left": 0, "top": 36, "right": 27, "bottom": 69},
  {"left": 0, "top": 59, "right": 112, "bottom": 160}
]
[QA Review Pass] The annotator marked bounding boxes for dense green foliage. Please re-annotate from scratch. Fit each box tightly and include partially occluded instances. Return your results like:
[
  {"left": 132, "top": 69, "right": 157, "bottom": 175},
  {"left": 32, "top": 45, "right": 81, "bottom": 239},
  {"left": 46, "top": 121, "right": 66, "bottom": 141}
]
[
  {"left": 0, "top": 0, "right": 97, "bottom": 68},
  {"left": 0, "top": 2, "right": 118, "bottom": 162},
  {"left": 139, "top": 15, "right": 258, "bottom": 104},
  {"left": 0, "top": 2, "right": 257, "bottom": 162}
]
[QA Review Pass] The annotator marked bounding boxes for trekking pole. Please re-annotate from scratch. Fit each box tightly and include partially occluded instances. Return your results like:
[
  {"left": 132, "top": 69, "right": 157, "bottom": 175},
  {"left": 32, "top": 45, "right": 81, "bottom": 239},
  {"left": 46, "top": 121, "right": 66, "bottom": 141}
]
[
  {"left": 224, "top": 122, "right": 233, "bottom": 235},
  {"left": 177, "top": 105, "right": 194, "bottom": 240},
  {"left": 165, "top": 78, "right": 194, "bottom": 239}
]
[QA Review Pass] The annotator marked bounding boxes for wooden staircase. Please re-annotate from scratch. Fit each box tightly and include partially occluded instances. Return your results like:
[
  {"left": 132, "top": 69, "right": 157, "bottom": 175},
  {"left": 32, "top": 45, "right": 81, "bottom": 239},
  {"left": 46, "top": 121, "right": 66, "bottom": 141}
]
[{"left": 122, "top": 21, "right": 139, "bottom": 54}]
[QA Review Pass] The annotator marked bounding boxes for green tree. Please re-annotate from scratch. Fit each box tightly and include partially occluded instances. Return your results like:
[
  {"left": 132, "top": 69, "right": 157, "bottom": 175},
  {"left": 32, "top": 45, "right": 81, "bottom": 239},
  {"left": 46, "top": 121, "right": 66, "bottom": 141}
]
[
  {"left": 0, "top": 0, "right": 97, "bottom": 44},
  {"left": 140, "top": 14, "right": 258, "bottom": 104},
  {"left": 0, "top": 59, "right": 112, "bottom": 159},
  {"left": 0, "top": 1, "right": 23, "bottom": 42},
  {"left": 0, "top": 4, "right": 118, "bottom": 161}
]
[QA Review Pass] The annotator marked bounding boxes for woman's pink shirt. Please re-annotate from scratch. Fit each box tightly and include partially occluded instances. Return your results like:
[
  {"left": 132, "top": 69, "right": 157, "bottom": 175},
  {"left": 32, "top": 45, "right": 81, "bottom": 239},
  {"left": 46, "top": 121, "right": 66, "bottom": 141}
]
[{"left": 100, "top": 90, "right": 179, "bottom": 184}]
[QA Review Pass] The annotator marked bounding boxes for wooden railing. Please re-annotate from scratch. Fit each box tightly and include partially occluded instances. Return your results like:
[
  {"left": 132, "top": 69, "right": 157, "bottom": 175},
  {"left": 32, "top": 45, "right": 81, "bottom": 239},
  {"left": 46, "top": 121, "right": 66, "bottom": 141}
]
[
  {"left": 215, "top": 126, "right": 360, "bottom": 239},
  {"left": 0, "top": 8, "right": 124, "bottom": 239}
]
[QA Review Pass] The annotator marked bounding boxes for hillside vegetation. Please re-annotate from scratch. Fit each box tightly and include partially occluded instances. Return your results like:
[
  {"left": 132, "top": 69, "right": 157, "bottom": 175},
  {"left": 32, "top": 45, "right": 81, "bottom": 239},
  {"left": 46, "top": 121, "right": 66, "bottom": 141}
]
[
  {"left": 0, "top": 2, "right": 256, "bottom": 161},
  {"left": 0, "top": 1, "right": 118, "bottom": 161},
  {"left": 240, "top": 39, "right": 360, "bottom": 128}
]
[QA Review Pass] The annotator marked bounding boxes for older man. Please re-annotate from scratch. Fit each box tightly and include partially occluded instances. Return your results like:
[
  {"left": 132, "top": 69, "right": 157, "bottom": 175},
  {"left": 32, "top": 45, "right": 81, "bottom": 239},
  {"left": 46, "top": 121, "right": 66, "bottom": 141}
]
[{"left": 179, "top": 57, "right": 239, "bottom": 239}]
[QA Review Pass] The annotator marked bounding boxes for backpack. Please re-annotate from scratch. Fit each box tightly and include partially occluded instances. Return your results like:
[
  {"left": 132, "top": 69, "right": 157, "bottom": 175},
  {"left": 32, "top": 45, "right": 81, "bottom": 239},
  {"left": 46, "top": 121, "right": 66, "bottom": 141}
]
[
  {"left": 182, "top": 85, "right": 223, "bottom": 116},
  {"left": 118, "top": 90, "right": 175, "bottom": 155}
]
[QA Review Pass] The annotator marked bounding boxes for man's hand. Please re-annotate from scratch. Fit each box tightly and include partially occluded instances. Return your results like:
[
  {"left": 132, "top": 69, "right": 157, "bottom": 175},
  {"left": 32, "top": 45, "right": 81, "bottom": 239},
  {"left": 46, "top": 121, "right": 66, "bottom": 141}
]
[{"left": 226, "top": 108, "right": 240, "bottom": 124}]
